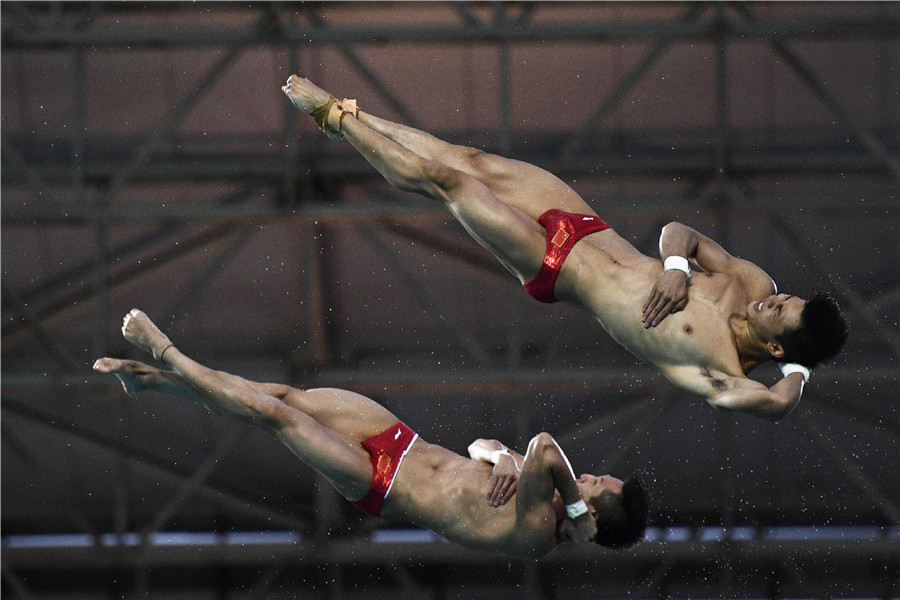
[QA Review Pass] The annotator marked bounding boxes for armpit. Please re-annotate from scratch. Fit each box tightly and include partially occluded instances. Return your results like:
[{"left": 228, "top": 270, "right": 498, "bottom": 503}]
[{"left": 700, "top": 366, "right": 730, "bottom": 392}]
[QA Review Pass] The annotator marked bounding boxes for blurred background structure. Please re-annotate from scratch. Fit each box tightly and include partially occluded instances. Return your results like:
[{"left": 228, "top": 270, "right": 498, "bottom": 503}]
[{"left": 2, "top": 2, "right": 898, "bottom": 598}]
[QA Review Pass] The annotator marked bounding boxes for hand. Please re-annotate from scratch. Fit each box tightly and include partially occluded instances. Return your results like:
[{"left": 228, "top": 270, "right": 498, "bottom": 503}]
[
  {"left": 487, "top": 453, "right": 519, "bottom": 507},
  {"left": 557, "top": 512, "right": 597, "bottom": 544},
  {"left": 642, "top": 270, "right": 689, "bottom": 328}
]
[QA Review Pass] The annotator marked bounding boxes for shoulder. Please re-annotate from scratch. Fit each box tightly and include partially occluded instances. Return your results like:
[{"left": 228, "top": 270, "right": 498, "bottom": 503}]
[{"left": 723, "top": 257, "right": 777, "bottom": 298}]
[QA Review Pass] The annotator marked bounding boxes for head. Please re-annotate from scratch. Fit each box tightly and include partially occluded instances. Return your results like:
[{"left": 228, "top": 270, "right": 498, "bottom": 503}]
[
  {"left": 778, "top": 291, "right": 849, "bottom": 368},
  {"left": 749, "top": 292, "right": 848, "bottom": 368},
  {"left": 579, "top": 474, "right": 649, "bottom": 550}
]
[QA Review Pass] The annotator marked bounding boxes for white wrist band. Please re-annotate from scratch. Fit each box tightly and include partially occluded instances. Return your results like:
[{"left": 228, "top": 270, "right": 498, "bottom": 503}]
[
  {"left": 663, "top": 256, "right": 691, "bottom": 278},
  {"left": 779, "top": 362, "right": 810, "bottom": 383},
  {"left": 566, "top": 499, "right": 589, "bottom": 518},
  {"left": 490, "top": 449, "right": 511, "bottom": 464}
]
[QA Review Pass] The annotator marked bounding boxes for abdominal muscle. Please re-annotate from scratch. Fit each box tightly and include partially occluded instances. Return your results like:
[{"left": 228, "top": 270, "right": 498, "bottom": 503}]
[
  {"left": 381, "top": 441, "right": 552, "bottom": 555},
  {"left": 559, "top": 230, "right": 743, "bottom": 374}
]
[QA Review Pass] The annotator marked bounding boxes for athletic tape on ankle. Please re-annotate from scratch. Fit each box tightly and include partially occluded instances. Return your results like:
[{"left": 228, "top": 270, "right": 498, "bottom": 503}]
[
  {"left": 311, "top": 96, "right": 336, "bottom": 132},
  {"left": 566, "top": 499, "right": 589, "bottom": 519},
  {"left": 663, "top": 255, "right": 691, "bottom": 278}
]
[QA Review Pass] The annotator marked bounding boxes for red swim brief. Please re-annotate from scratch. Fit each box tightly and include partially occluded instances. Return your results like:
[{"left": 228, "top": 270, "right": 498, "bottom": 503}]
[
  {"left": 523, "top": 209, "right": 610, "bottom": 303},
  {"left": 348, "top": 422, "right": 418, "bottom": 517}
]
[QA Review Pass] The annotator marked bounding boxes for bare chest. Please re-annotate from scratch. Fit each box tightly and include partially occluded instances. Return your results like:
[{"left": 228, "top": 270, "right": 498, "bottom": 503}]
[
  {"left": 651, "top": 274, "right": 749, "bottom": 371},
  {"left": 594, "top": 272, "right": 748, "bottom": 374},
  {"left": 383, "top": 452, "right": 555, "bottom": 556}
]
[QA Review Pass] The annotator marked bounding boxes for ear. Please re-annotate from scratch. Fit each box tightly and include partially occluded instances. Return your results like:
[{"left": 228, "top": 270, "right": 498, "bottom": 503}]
[{"left": 767, "top": 341, "right": 785, "bottom": 359}]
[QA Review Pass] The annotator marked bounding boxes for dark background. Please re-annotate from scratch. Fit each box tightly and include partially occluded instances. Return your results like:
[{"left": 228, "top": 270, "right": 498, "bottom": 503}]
[{"left": 2, "top": 2, "right": 898, "bottom": 598}]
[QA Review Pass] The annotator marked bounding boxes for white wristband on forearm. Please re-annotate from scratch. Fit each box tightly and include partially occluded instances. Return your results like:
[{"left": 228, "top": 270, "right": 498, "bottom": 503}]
[
  {"left": 566, "top": 499, "right": 589, "bottom": 518},
  {"left": 490, "top": 449, "right": 511, "bottom": 464},
  {"left": 663, "top": 256, "right": 691, "bottom": 278},
  {"left": 778, "top": 362, "right": 810, "bottom": 383}
]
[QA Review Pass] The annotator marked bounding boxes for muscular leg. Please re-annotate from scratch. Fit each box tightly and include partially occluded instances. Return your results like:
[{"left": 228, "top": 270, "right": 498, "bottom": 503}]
[
  {"left": 283, "top": 75, "right": 597, "bottom": 221},
  {"left": 347, "top": 110, "right": 550, "bottom": 280},
  {"left": 283, "top": 75, "right": 569, "bottom": 281},
  {"left": 95, "top": 309, "right": 402, "bottom": 500},
  {"left": 357, "top": 111, "right": 596, "bottom": 221}
]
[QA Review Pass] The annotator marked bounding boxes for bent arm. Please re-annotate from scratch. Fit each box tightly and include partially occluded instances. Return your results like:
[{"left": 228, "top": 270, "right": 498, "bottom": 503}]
[
  {"left": 665, "top": 364, "right": 803, "bottom": 422},
  {"left": 707, "top": 375, "right": 804, "bottom": 422},
  {"left": 516, "top": 433, "right": 596, "bottom": 543},
  {"left": 659, "top": 222, "right": 776, "bottom": 290},
  {"left": 643, "top": 222, "right": 776, "bottom": 327},
  {"left": 518, "top": 433, "right": 581, "bottom": 507}
]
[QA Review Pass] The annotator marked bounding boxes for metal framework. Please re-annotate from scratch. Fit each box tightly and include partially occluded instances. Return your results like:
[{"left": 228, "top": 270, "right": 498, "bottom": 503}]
[{"left": 2, "top": 2, "right": 898, "bottom": 598}]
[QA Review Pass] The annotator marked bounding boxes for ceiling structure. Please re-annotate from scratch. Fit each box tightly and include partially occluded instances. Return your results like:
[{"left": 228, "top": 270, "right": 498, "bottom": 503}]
[{"left": 2, "top": 2, "right": 898, "bottom": 598}]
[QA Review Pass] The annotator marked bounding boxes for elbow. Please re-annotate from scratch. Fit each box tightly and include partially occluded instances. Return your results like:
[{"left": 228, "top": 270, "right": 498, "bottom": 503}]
[
  {"left": 527, "top": 432, "right": 557, "bottom": 456},
  {"left": 759, "top": 394, "right": 800, "bottom": 422},
  {"left": 708, "top": 394, "right": 796, "bottom": 423},
  {"left": 661, "top": 221, "right": 687, "bottom": 238},
  {"left": 767, "top": 400, "right": 799, "bottom": 423}
]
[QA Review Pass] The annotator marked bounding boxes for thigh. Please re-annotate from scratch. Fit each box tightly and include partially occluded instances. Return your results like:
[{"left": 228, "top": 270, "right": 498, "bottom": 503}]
[
  {"left": 281, "top": 387, "right": 403, "bottom": 443},
  {"left": 274, "top": 388, "right": 402, "bottom": 499},
  {"left": 445, "top": 175, "right": 549, "bottom": 281},
  {"left": 456, "top": 151, "right": 598, "bottom": 222}
]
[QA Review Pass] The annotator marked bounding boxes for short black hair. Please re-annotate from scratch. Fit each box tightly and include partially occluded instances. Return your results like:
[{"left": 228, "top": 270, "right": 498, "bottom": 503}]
[
  {"left": 778, "top": 291, "right": 849, "bottom": 369},
  {"left": 592, "top": 475, "right": 649, "bottom": 550}
]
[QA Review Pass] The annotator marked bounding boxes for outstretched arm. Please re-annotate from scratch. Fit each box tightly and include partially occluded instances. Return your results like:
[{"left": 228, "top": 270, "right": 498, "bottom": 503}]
[
  {"left": 515, "top": 433, "right": 596, "bottom": 543},
  {"left": 642, "top": 222, "right": 777, "bottom": 327}
]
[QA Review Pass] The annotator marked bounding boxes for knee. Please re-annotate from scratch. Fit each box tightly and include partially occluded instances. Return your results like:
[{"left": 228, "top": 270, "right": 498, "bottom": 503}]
[
  {"left": 250, "top": 394, "right": 298, "bottom": 430},
  {"left": 263, "top": 383, "right": 294, "bottom": 400},
  {"left": 417, "top": 158, "right": 466, "bottom": 199},
  {"left": 463, "top": 148, "right": 508, "bottom": 180}
]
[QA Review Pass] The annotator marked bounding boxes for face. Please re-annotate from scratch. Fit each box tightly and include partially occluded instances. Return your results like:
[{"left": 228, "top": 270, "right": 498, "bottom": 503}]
[
  {"left": 747, "top": 293, "right": 806, "bottom": 341},
  {"left": 577, "top": 473, "right": 624, "bottom": 508}
]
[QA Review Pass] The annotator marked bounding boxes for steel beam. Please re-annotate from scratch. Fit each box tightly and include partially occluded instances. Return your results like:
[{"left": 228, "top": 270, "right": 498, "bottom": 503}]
[
  {"left": 3, "top": 146, "right": 895, "bottom": 192},
  {"left": 361, "top": 226, "right": 494, "bottom": 365},
  {"left": 2, "top": 535, "right": 896, "bottom": 572},
  {"left": 796, "top": 413, "right": 900, "bottom": 524},
  {"left": 3, "top": 185, "right": 896, "bottom": 226},
  {"left": 3, "top": 12, "right": 898, "bottom": 48},
  {"left": 0, "top": 399, "right": 310, "bottom": 531},
  {"left": 555, "top": 2, "right": 705, "bottom": 167},
  {"left": 2, "top": 365, "right": 893, "bottom": 396}
]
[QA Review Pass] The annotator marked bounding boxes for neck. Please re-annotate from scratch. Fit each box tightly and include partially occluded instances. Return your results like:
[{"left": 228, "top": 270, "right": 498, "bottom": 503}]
[
  {"left": 732, "top": 315, "right": 766, "bottom": 373},
  {"left": 745, "top": 320, "right": 756, "bottom": 345}
]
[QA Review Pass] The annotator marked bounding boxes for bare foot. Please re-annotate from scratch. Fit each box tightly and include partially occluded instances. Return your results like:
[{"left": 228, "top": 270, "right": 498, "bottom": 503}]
[
  {"left": 282, "top": 74, "right": 334, "bottom": 114},
  {"left": 93, "top": 357, "right": 158, "bottom": 397},
  {"left": 121, "top": 309, "right": 172, "bottom": 361}
]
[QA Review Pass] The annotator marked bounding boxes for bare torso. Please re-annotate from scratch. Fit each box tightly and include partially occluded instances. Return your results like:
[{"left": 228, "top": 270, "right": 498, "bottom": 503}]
[
  {"left": 381, "top": 439, "right": 561, "bottom": 558},
  {"left": 555, "top": 228, "right": 767, "bottom": 395},
  {"left": 434, "top": 154, "right": 770, "bottom": 398}
]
